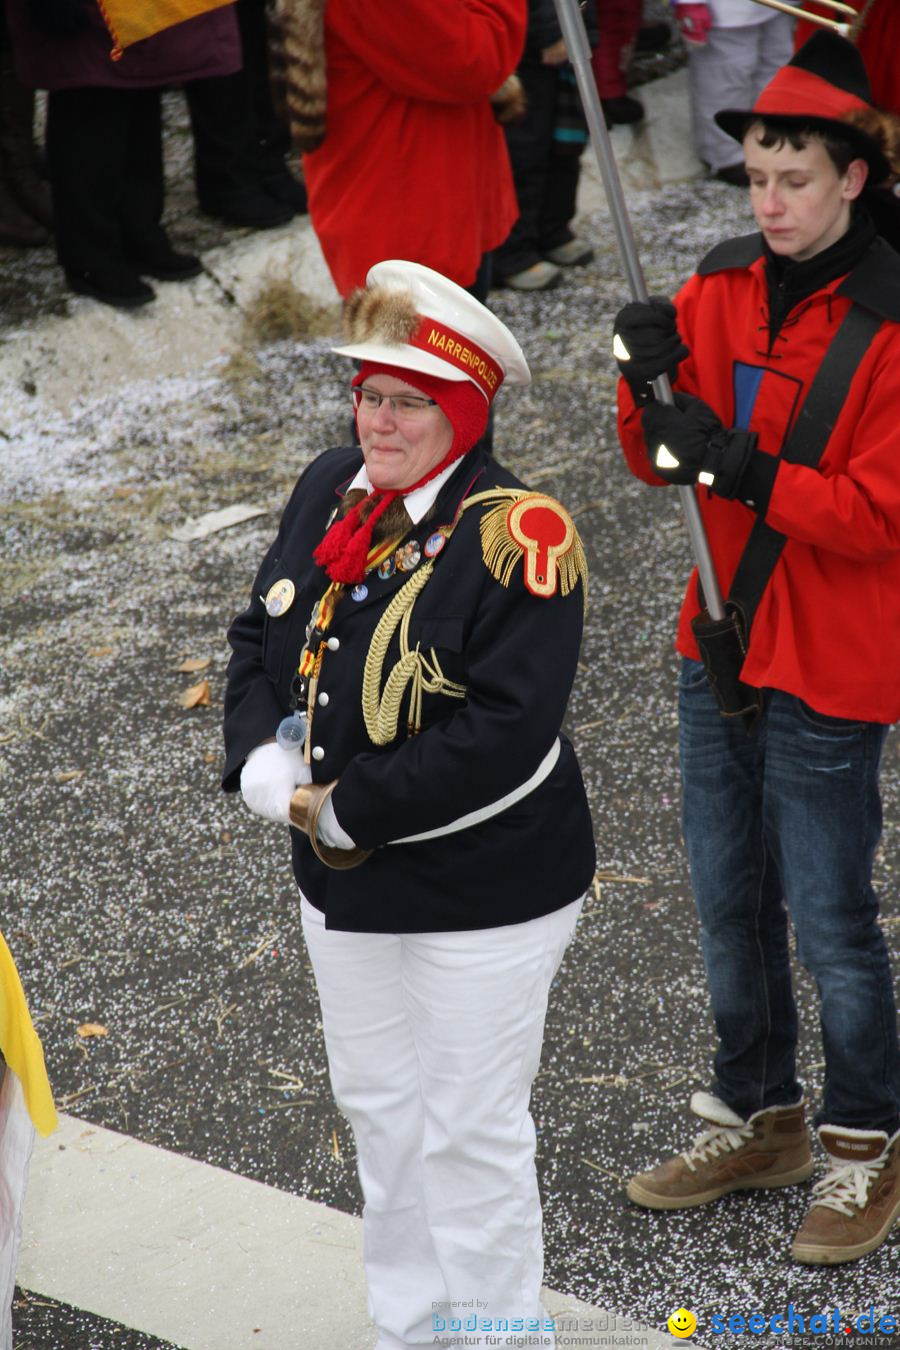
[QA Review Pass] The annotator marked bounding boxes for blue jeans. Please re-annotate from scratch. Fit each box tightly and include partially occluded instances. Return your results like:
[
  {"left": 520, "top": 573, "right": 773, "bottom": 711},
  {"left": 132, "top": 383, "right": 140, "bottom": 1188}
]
[{"left": 679, "top": 657, "right": 899, "bottom": 1134}]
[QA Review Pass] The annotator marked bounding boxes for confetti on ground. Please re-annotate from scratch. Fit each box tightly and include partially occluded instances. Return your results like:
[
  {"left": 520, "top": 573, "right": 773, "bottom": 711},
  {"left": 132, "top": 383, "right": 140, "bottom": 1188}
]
[{"left": 2, "top": 108, "right": 897, "bottom": 1350}]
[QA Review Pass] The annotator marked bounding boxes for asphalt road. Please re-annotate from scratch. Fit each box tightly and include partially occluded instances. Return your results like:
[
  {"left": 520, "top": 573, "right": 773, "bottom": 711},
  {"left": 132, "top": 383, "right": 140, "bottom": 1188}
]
[{"left": 2, "top": 151, "right": 898, "bottom": 1350}]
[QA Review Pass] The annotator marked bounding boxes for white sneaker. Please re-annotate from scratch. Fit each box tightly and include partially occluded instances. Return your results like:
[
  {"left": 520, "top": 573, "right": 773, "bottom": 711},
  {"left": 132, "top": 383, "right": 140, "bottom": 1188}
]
[
  {"left": 543, "top": 238, "right": 594, "bottom": 267},
  {"left": 501, "top": 261, "right": 561, "bottom": 291}
]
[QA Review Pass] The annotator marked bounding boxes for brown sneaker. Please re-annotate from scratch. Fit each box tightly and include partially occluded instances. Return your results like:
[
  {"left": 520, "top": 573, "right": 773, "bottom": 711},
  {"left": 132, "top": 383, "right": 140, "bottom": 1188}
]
[
  {"left": 626, "top": 1091, "right": 814, "bottom": 1210},
  {"left": 791, "top": 1126, "right": 900, "bottom": 1264}
]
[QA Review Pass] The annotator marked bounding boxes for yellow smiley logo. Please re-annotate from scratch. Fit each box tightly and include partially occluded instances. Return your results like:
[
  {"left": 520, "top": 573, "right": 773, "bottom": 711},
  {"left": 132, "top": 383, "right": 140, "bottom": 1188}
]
[{"left": 667, "top": 1308, "right": 697, "bottom": 1339}]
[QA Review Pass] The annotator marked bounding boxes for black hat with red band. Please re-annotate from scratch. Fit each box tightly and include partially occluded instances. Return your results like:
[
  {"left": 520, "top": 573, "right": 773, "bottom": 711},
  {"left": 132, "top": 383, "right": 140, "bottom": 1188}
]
[{"left": 715, "top": 31, "right": 890, "bottom": 184}]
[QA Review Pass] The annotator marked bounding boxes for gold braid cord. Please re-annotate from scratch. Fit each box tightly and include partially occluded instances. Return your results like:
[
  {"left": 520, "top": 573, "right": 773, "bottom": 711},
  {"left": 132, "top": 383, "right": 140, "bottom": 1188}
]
[
  {"left": 362, "top": 561, "right": 467, "bottom": 746},
  {"left": 361, "top": 489, "right": 587, "bottom": 747}
]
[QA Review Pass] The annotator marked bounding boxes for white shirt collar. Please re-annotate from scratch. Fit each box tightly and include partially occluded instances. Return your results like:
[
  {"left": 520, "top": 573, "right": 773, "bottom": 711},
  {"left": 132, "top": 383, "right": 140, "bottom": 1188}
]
[{"left": 345, "top": 459, "right": 461, "bottom": 525}]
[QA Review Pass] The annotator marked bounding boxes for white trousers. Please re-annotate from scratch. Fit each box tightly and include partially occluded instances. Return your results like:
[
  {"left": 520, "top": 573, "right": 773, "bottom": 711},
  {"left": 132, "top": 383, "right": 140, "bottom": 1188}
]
[
  {"left": 687, "top": 17, "right": 794, "bottom": 171},
  {"left": 300, "top": 896, "right": 583, "bottom": 1350}
]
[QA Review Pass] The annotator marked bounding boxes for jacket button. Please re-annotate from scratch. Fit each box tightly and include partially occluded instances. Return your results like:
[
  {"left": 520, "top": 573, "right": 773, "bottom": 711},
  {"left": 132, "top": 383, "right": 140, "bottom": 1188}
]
[
  {"left": 317, "top": 691, "right": 329, "bottom": 706},
  {"left": 312, "top": 745, "right": 325, "bottom": 761},
  {"left": 327, "top": 636, "right": 340, "bottom": 651}
]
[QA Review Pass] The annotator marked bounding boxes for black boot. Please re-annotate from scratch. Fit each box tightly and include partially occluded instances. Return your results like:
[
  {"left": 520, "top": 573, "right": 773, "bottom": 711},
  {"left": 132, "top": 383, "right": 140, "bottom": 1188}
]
[
  {"left": 128, "top": 247, "right": 203, "bottom": 280},
  {"left": 65, "top": 265, "right": 155, "bottom": 308},
  {"left": 601, "top": 95, "right": 645, "bottom": 127},
  {"left": 123, "top": 227, "right": 203, "bottom": 279}
]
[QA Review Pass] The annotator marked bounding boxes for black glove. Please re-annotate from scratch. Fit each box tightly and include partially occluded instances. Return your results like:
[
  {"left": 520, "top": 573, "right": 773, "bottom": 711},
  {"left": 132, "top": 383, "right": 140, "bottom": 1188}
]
[
  {"left": 613, "top": 297, "right": 689, "bottom": 400},
  {"left": 641, "top": 394, "right": 762, "bottom": 500}
]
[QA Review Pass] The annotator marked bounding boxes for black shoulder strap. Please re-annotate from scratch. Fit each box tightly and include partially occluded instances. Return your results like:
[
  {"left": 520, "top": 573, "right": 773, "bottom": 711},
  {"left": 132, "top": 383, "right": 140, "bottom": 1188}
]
[
  {"left": 698, "top": 234, "right": 764, "bottom": 276},
  {"left": 836, "top": 234, "right": 900, "bottom": 322},
  {"left": 727, "top": 302, "right": 884, "bottom": 628}
]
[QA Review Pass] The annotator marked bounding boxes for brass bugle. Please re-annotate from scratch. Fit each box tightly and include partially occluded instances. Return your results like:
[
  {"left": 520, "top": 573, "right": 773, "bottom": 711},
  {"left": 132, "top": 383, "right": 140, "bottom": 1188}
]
[
  {"left": 798, "top": 0, "right": 860, "bottom": 14},
  {"left": 749, "top": 0, "right": 850, "bottom": 32}
]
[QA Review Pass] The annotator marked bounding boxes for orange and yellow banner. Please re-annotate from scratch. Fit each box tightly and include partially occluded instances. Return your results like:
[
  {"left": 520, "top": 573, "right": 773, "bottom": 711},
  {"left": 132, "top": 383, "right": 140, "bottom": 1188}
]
[
  {"left": 98, "top": 0, "right": 234, "bottom": 56},
  {"left": 0, "top": 930, "right": 56, "bottom": 1138}
]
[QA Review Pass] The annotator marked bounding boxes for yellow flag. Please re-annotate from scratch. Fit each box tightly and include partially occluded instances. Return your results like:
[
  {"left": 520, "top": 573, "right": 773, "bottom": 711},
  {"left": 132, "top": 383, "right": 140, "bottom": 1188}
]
[
  {"left": 0, "top": 931, "right": 57, "bottom": 1137},
  {"left": 98, "top": 0, "right": 235, "bottom": 56}
]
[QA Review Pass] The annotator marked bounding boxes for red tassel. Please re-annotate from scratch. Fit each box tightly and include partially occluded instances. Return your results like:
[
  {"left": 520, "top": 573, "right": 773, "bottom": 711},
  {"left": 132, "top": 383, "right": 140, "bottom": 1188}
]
[
  {"left": 331, "top": 519, "right": 375, "bottom": 583},
  {"left": 313, "top": 490, "right": 399, "bottom": 584},
  {"left": 313, "top": 499, "right": 366, "bottom": 570}
]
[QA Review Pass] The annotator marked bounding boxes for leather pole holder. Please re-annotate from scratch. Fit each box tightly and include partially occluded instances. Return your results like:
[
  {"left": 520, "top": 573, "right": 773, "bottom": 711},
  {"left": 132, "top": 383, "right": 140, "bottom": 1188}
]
[
  {"left": 691, "top": 602, "right": 763, "bottom": 733},
  {"left": 289, "top": 780, "right": 373, "bottom": 870}
]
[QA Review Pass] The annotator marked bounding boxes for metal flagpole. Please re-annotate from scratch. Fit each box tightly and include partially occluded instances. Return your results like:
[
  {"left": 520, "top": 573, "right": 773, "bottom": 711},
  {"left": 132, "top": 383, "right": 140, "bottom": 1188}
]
[{"left": 552, "top": 0, "right": 725, "bottom": 620}]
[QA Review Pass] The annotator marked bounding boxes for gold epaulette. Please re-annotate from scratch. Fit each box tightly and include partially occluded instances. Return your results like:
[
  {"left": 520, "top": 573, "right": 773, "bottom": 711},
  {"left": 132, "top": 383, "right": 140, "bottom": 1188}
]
[
  {"left": 462, "top": 489, "right": 588, "bottom": 611},
  {"left": 360, "top": 487, "right": 588, "bottom": 746}
]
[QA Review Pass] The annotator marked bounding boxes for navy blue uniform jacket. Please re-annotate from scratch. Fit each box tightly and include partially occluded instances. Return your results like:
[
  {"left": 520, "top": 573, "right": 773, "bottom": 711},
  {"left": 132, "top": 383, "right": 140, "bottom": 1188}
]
[{"left": 223, "top": 444, "right": 595, "bottom": 932}]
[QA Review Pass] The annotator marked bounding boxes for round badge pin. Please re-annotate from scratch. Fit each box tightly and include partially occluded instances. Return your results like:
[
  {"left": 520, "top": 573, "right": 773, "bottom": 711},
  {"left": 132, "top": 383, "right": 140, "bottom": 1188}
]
[
  {"left": 265, "top": 578, "right": 295, "bottom": 618},
  {"left": 351, "top": 583, "right": 368, "bottom": 602},
  {"left": 398, "top": 542, "right": 421, "bottom": 572},
  {"left": 423, "top": 532, "right": 445, "bottom": 559},
  {"left": 377, "top": 556, "right": 396, "bottom": 580}
]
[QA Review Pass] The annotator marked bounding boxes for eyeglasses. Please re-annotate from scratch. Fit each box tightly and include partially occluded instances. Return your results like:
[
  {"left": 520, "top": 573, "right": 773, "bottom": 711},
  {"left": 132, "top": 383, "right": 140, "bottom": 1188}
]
[{"left": 352, "top": 386, "right": 438, "bottom": 420}]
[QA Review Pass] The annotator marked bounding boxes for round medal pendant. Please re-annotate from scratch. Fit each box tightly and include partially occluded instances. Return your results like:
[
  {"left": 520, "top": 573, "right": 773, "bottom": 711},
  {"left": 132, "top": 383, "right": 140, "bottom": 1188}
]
[
  {"left": 377, "top": 556, "right": 396, "bottom": 580},
  {"left": 265, "top": 578, "right": 295, "bottom": 618},
  {"left": 397, "top": 541, "right": 421, "bottom": 572},
  {"left": 351, "top": 583, "right": 368, "bottom": 602},
  {"left": 423, "top": 532, "right": 446, "bottom": 559}
]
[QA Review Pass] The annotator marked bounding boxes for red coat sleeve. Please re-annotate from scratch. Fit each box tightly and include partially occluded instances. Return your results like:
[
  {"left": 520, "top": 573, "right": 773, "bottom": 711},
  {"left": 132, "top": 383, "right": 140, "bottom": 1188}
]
[{"left": 326, "top": 0, "right": 527, "bottom": 103}]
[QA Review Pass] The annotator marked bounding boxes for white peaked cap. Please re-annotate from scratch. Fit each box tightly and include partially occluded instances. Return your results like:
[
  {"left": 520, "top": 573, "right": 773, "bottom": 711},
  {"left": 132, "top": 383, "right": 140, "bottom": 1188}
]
[{"left": 332, "top": 259, "right": 531, "bottom": 401}]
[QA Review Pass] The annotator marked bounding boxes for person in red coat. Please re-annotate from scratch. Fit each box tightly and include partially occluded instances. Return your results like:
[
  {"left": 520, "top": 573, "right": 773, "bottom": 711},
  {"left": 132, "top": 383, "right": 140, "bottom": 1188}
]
[
  {"left": 290, "top": 0, "right": 526, "bottom": 302},
  {"left": 614, "top": 32, "right": 900, "bottom": 1265}
]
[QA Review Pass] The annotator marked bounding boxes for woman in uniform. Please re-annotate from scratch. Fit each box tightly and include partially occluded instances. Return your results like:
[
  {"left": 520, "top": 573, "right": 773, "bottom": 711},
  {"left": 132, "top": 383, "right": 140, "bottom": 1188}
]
[{"left": 223, "top": 260, "right": 595, "bottom": 1348}]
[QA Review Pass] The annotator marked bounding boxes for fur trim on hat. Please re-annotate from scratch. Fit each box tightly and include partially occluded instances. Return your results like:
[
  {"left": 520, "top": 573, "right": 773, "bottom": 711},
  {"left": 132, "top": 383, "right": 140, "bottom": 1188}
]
[
  {"left": 491, "top": 74, "right": 526, "bottom": 126},
  {"left": 270, "top": 0, "right": 327, "bottom": 153},
  {"left": 845, "top": 107, "right": 900, "bottom": 185},
  {"left": 342, "top": 285, "right": 421, "bottom": 346}
]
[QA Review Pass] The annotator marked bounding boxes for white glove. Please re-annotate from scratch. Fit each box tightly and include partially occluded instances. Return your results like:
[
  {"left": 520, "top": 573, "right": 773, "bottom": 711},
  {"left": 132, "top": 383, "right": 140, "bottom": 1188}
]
[
  {"left": 316, "top": 794, "right": 357, "bottom": 850},
  {"left": 240, "top": 741, "right": 311, "bottom": 824}
]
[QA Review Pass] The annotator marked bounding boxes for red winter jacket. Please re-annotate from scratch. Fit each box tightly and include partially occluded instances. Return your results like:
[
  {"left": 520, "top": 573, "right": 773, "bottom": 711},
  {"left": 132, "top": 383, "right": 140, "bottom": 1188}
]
[
  {"left": 303, "top": 0, "right": 525, "bottom": 296},
  {"left": 618, "top": 234, "right": 900, "bottom": 724}
]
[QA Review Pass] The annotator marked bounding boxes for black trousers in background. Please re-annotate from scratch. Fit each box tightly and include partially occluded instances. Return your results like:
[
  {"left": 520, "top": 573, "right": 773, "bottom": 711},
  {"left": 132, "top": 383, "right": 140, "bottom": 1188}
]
[
  {"left": 185, "top": 70, "right": 261, "bottom": 209},
  {"left": 185, "top": 0, "right": 289, "bottom": 209},
  {"left": 46, "top": 85, "right": 166, "bottom": 272},
  {"left": 234, "top": 0, "right": 290, "bottom": 168},
  {"left": 495, "top": 61, "right": 582, "bottom": 280}
]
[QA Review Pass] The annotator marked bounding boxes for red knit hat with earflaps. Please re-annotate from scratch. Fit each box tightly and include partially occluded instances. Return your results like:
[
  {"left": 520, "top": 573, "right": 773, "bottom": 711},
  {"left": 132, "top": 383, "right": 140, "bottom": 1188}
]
[{"left": 313, "top": 362, "right": 489, "bottom": 584}]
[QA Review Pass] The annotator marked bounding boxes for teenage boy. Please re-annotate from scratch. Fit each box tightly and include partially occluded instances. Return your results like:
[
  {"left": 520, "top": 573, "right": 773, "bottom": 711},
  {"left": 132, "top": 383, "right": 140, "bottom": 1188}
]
[{"left": 614, "top": 32, "right": 900, "bottom": 1264}]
